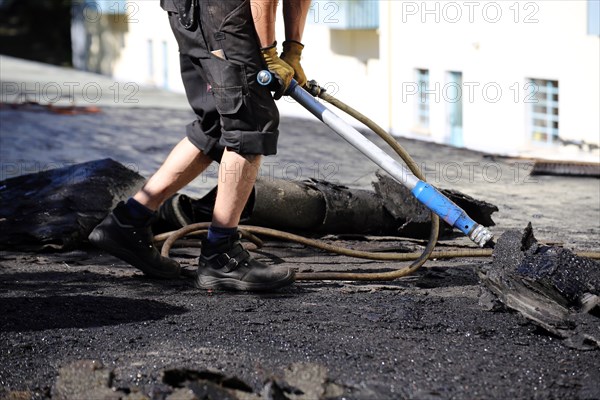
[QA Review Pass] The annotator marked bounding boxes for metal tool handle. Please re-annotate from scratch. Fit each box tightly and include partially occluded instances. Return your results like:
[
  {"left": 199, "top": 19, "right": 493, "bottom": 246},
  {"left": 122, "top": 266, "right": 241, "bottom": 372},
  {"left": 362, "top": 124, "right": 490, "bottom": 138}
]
[{"left": 257, "top": 71, "right": 493, "bottom": 247}]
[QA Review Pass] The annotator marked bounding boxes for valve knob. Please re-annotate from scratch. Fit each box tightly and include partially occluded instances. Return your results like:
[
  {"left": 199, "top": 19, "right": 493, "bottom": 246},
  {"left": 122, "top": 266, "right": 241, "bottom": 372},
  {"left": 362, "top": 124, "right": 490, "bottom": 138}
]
[{"left": 257, "top": 70, "right": 272, "bottom": 86}]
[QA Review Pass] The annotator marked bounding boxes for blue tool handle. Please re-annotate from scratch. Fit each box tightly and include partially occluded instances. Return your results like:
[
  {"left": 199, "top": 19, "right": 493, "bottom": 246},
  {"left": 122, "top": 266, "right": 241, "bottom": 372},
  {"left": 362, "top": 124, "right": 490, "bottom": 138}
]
[{"left": 411, "top": 181, "right": 476, "bottom": 235}]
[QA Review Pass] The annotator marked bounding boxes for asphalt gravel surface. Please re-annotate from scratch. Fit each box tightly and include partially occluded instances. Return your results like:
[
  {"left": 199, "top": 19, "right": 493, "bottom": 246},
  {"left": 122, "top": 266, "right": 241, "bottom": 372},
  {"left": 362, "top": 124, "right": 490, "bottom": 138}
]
[{"left": 1, "top": 104, "right": 599, "bottom": 399}]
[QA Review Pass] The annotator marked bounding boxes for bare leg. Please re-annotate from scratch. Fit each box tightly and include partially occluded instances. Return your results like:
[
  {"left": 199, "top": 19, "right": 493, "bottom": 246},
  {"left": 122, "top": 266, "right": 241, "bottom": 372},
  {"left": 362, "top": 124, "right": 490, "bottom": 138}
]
[
  {"left": 88, "top": 138, "right": 208, "bottom": 278},
  {"left": 133, "top": 137, "right": 214, "bottom": 211},
  {"left": 212, "top": 148, "right": 262, "bottom": 228},
  {"left": 195, "top": 148, "right": 294, "bottom": 291}
]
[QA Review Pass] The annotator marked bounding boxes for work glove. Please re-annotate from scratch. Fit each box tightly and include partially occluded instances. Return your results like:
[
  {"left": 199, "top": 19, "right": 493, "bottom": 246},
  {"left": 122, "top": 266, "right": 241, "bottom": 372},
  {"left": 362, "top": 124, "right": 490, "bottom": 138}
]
[
  {"left": 260, "top": 42, "right": 294, "bottom": 100},
  {"left": 280, "top": 40, "right": 307, "bottom": 88}
]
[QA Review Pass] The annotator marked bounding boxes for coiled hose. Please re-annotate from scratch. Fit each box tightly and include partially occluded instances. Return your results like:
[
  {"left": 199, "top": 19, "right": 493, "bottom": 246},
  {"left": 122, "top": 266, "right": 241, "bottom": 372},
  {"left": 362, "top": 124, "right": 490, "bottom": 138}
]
[{"left": 159, "top": 86, "right": 600, "bottom": 280}]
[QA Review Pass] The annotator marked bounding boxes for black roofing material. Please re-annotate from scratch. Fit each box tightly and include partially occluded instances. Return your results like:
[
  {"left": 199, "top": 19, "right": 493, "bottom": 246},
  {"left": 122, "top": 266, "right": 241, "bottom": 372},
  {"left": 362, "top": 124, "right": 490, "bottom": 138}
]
[
  {"left": 0, "top": 158, "right": 144, "bottom": 251},
  {"left": 479, "top": 223, "right": 600, "bottom": 350}
]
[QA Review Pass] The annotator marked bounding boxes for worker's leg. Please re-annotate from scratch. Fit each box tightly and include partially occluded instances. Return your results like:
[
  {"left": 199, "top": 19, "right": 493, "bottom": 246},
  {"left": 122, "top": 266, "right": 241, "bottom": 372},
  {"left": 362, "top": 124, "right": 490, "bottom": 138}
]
[
  {"left": 193, "top": 0, "right": 294, "bottom": 291},
  {"left": 87, "top": 51, "right": 223, "bottom": 280},
  {"left": 212, "top": 149, "right": 261, "bottom": 228},
  {"left": 87, "top": 138, "right": 213, "bottom": 280},
  {"left": 196, "top": 147, "right": 294, "bottom": 292},
  {"left": 133, "top": 137, "right": 213, "bottom": 211}
]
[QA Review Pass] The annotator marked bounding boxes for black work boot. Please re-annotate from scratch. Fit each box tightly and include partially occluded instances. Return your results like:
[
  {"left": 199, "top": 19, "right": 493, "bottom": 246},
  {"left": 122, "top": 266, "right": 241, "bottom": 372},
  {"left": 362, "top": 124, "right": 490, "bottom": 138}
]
[
  {"left": 196, "top": 235, "right": 295, "bottom": 291},
  {"left": 88, "top": 202, "right": 181, "bottom": 279}
]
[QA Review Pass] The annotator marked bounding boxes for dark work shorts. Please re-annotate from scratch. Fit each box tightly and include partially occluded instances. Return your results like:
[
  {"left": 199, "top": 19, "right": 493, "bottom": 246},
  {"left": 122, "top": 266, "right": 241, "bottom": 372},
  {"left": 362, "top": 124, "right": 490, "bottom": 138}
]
[{"left": 160, "top": 0, "right": 279, "bottom": 160}]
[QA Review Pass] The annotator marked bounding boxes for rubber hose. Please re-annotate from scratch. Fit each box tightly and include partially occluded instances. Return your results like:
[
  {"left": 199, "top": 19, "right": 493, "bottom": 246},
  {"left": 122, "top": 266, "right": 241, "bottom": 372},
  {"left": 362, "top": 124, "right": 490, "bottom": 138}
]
[
  {"left": 295, "top": 89, "right": 440, "bottom": 280},
  {"left": 158, "top": 88, "right": 600, "bottom": 280},
  {"left": 160, "top": 87, "right": 444, "bottom": 280}
]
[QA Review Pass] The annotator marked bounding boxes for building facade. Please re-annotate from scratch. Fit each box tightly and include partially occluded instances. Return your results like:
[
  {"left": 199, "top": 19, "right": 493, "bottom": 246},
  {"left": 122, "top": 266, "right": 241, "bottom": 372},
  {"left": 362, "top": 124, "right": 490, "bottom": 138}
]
[
  {"left": 305, "top": 0, "right": 600, "bottom": 158},
  {"left": 73, "top": 0, "right": 600, "bottom": 158}
]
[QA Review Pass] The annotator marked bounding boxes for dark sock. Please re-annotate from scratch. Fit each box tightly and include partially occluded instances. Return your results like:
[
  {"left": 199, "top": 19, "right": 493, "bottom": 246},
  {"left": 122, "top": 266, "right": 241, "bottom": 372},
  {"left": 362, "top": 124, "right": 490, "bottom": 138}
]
[
  {"left": 117, "top": 198, "right": 154, "bottom": 226},
  {"left": 206, "top": 225, "right": 237, "bottom": 246}
]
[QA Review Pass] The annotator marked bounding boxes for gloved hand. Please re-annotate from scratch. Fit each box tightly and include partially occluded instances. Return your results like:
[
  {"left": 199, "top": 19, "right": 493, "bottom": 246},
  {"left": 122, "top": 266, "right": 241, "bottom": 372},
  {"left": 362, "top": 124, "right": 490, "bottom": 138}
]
[
  {"left": 260, "top": 42, "right": 294, "bottom": 100},
  {"left": 280, "top": 40, "right": 307, "bottom": 88}
]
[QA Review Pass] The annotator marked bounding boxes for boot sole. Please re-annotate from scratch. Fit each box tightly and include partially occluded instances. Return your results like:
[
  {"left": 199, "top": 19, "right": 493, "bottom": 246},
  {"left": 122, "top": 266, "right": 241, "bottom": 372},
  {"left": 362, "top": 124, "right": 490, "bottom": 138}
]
[
  {"left": 89, "top": 228, "right": 180, "bottom": 279},
  {"left": 195, "top": 270, "right": 295, "bottom": 292}
]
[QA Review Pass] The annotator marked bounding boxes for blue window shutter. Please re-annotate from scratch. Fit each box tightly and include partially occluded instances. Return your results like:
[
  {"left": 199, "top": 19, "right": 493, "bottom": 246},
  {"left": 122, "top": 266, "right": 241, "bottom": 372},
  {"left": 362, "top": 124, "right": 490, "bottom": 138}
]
[
  {"left": 310, "top": 0, "right": 379, "bottom": 30},
  {"left": 85, "top": 0, "right": 127, "bottom": 15},
  {"left": 589, "top": 0, "right": 600, "bottom": 36}
]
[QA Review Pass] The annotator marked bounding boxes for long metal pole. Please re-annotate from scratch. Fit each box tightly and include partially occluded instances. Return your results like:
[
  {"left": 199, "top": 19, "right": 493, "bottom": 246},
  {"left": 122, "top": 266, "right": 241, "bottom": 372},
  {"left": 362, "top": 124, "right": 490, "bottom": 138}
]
[
  {"left": 287, "top": 82, "right": 422, "bottom": 190},
  {"left": 257, "top": 74, "right": 493, "bottom": 247}
]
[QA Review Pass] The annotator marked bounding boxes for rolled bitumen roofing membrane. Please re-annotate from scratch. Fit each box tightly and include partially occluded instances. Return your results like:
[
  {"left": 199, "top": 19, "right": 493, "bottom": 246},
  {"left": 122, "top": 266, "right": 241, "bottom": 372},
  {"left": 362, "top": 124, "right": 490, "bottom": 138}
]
[
  {"left": 0, "top": 159, "right": 145, "bottom": 251},
  {"left": 0, "top": 159, "right": 498, "bottom": 251}
]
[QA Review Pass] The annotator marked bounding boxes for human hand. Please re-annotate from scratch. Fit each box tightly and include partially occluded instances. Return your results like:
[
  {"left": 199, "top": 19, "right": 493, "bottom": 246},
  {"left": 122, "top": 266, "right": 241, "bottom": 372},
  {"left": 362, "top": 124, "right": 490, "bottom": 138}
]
[
  {"left": 260, "top": 42, "right": 294, "bottom": 99},
  {"left": 280, "top": 40, "right": 307, "bottom": 88}
]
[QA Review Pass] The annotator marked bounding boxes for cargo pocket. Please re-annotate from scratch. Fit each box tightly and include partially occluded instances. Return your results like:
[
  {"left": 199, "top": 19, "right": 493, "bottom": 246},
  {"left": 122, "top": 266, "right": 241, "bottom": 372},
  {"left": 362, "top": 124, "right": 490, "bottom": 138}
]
[
  {"left": 205, "top": 54, "right": 248, "bottom": 115},
  {"left": 211, "top": 86, "right": 244, "bottom": 115}
]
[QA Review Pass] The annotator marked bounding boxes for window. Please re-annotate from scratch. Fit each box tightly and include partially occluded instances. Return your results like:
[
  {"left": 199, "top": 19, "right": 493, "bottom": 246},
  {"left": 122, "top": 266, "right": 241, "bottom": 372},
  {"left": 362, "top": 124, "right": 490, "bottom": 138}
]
[
  {"left": 529, "top": 79, "right": 559, "bottom": 144},
  {"left": 162, "top": 41, "right": 169, "bottom": 89},
  {"left": 446, "top": 71, "right": 463, "bottom": 146},
  {"left": 147, "top": 39, "right": 154, "bottom": 81},
  {"left": 416, "top": 69, "right": 430, "bottom": 128}
]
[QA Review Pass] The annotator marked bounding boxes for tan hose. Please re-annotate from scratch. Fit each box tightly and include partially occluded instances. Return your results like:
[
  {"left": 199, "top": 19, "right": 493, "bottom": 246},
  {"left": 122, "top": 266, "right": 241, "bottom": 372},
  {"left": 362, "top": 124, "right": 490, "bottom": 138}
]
[
  {"left": 319, "top": 92, "right": 422, "bottom": 175},
  {"left": 159, "top": 88, "right": 445, "bottom": 281},
  {"left": 295, "top": 90, "right": 440, "bottom": 279},
  {"left": 160, "top": 221, "right": 445, "bottom": 280},
  {"left": 158, "top": 88, "right": 600, "bottom": 281}
]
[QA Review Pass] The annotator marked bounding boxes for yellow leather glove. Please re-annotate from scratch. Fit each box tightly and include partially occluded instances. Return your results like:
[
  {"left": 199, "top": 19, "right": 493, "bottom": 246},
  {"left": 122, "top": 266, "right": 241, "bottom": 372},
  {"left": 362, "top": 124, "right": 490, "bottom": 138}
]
[
  {"left": 260, "top": 42, "right": 294, "bottom": 99},
  {"left": 280, "top": 40, "right": 307, "bottom": 88}
]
